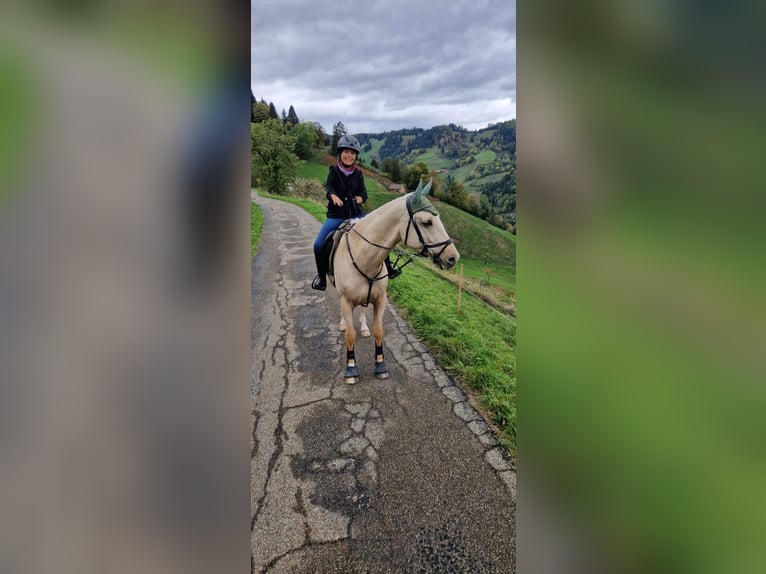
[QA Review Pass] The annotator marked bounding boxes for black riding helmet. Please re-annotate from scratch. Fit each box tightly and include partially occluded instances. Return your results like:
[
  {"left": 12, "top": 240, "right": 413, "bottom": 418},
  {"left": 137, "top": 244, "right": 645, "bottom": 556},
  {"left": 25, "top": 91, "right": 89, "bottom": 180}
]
[{"left": 337, "top": 134, "right": 361, "bottom": 155}]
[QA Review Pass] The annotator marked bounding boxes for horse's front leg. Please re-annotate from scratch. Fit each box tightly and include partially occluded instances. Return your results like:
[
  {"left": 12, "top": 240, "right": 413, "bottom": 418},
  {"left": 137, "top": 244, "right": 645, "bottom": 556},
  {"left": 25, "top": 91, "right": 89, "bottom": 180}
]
[
  {"left": 340, "top": 298, "right": 359, "bottom": 384},
  {"left": 372, "top": 294, "right": 389, "bottom": 379}
]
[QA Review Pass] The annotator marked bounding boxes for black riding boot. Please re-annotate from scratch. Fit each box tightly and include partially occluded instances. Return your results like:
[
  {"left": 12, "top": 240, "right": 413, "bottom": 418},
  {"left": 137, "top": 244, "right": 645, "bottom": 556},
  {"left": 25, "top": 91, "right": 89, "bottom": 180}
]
[
  {"left": 311, "top": 252, "right": 327, "bottom": 290},
  {"left": 384, "top": 256, "right": 401, "bottom": 280}
]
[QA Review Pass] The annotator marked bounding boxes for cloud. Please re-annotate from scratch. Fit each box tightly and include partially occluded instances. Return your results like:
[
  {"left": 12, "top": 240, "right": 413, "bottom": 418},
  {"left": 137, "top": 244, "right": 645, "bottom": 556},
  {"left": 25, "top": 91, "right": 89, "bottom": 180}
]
[{"left": 251, "top": 0, "right": 516, "bottom": 133}]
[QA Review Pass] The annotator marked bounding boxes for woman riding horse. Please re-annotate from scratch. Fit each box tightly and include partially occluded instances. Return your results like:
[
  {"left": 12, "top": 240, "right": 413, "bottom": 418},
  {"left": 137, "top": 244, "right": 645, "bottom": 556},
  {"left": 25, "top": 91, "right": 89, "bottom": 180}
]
[{"left": 311, "top": 134, "right": 400, "bottom": 290}]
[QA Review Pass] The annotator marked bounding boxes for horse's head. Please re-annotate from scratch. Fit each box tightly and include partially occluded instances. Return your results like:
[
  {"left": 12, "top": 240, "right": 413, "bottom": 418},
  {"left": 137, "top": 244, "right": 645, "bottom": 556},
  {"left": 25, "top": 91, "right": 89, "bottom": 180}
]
[{"left": 403, "top": 179, "right": 460, "bottom": 270}]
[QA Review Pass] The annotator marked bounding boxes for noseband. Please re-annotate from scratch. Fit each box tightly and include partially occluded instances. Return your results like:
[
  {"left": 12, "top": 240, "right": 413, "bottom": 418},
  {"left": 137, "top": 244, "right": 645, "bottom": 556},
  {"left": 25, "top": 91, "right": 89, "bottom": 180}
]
[{"left": 404, "top": 195, "right": 454, "bottom": 261}]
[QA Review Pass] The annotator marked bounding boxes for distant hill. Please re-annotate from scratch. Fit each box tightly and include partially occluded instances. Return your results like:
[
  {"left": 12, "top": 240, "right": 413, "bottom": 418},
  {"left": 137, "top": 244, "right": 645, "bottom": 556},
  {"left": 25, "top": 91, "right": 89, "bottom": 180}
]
[
  {"left": 357, "top": 121, "right": 515, "bottom": 190},
  {"left": 356, "top": 121, "right": 516, "bottom": 230}
]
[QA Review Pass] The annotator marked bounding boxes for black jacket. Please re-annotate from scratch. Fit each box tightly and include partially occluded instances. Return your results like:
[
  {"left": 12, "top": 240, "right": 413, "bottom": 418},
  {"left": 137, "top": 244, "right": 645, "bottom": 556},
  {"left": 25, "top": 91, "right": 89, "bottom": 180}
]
[{"left": 325, "top": 164, "right": 367, "bottom": 219}]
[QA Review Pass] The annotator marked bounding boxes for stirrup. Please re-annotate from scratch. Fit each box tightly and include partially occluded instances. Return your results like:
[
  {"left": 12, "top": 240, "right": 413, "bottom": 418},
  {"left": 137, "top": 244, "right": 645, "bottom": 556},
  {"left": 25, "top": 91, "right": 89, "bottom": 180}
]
[
  {"left": 387, "top": 266, "right": 402, "bottom": 280},
  {"left": 311, "top": 275, "right": 326, "bottom": 290}
]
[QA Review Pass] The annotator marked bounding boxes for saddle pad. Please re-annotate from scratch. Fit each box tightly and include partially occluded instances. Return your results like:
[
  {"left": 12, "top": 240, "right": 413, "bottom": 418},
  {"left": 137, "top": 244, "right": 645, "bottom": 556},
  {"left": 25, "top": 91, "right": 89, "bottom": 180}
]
[{"left": 327, "top": 219, "right": 357, "bottom": 277}]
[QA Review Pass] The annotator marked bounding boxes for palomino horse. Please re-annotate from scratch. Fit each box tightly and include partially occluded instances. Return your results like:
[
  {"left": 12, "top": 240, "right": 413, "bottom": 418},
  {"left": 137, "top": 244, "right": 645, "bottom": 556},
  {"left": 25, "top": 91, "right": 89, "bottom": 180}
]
[{"left": 327, "top": 179, "right": 460, "bottom": 384}]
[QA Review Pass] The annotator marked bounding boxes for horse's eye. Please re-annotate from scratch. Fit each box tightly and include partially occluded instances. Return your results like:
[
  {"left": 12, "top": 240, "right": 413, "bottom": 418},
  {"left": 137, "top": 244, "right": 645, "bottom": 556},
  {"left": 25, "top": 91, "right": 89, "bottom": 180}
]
[{"left": 423, "top": 220, "right": 433, "bottom": 227}]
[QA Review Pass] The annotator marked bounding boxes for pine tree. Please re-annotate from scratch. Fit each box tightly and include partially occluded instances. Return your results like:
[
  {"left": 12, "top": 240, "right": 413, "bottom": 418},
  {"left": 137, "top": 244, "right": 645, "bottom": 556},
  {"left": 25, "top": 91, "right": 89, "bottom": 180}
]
[
  {"left": 286, "top": 105, "right": 299, "bottom": 126},
  {"left": 330, "top": 121, "right": 346, "bottom": 155},
  {"left": 268, "top": 102, "right": 279, "bottom": 120}
]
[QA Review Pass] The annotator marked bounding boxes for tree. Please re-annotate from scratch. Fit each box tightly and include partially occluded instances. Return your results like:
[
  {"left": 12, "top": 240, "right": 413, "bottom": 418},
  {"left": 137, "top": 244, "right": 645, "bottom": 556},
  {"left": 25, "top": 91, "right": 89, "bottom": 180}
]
[
  {"left": 404, "top": 162, "right": 430, "bottom": 190},
  {"left": 380, "top": 157, "right": 403, "bottom": 183},
  {"left": 252, "top": 101, "right": 270, "bottom": 123},
  {"left": 251, "top": 119, "right": 300, "bottom": 195},
  {"left": 312, "top": 122, "right": 329, "bottom": 147},
  {"left": 291, "top": 122, "right": 319, "bottom": 160},
  {"left": 286, "top": 105, "right": 299, "bottom": 126},
  {"left": 250, "top": 90, "right": 256, "bottom": 123},
  {"left": 268, "top": 102, "right": 279, "bottom": 120},
  {"left": 330, "top": 121, "right": 346, "bottom": 155},
  {"left": 445, "top": 180, "right": 469, "bottom": 210},
  {"left": 370, "top": 157, "right": 379, "bottom": 169}
]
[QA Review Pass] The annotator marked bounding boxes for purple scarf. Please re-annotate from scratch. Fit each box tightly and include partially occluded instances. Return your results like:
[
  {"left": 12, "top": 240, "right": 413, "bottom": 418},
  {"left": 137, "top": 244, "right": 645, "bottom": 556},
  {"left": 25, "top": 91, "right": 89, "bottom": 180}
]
[{"left": 336, "top": 161, "right": 356, "bottom": 176}]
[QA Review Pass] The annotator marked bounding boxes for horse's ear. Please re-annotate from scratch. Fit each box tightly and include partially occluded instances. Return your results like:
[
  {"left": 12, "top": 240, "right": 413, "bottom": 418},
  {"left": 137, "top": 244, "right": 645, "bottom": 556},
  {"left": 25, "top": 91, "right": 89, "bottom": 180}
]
[
  {"left": 413, "top": 178, "right": 424, "bottom": 196},
  {"left": 422, "top": 178, "right": 433, "bottom": 196}
]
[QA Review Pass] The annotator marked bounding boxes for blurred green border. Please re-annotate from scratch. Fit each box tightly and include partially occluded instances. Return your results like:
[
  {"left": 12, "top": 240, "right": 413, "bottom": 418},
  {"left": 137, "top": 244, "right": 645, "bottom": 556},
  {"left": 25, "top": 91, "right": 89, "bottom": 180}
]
[{"left": 0, "top": 48, "right": 35, "bottom": 204}]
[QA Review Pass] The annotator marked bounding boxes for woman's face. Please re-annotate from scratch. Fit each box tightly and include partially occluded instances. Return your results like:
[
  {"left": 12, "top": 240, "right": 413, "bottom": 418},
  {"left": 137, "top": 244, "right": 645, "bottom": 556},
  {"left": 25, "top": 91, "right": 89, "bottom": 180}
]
[{"left": 340, "top": 149, "right": 358, "bottom": 165}]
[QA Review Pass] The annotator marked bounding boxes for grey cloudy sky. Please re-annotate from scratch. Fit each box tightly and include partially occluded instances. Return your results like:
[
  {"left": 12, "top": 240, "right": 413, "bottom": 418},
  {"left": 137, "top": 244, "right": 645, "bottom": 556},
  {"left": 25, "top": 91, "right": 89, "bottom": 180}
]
[{"left": 251, "top": 0, "right": 515, "bottom": 134}]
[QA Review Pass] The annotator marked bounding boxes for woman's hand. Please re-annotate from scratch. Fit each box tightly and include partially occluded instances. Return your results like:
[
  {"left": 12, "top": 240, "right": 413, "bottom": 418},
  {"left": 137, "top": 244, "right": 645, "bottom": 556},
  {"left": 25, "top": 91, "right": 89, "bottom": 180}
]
[
  {"left": 329, "top": 193, "right": 343, "bottom": 207},
  {"left": 355, "top": 196, "right": 364, "bottom": 204}
]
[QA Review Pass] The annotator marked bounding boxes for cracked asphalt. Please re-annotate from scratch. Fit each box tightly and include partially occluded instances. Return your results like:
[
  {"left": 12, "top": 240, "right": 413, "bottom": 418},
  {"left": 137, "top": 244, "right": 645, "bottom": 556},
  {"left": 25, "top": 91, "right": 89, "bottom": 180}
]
[{"left": 251, "top": 194, "right": 516, "bottom": 573}]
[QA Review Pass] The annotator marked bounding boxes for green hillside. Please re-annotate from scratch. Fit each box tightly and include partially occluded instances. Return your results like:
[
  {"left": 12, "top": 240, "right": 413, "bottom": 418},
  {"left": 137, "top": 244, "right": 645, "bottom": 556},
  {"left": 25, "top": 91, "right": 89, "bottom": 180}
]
[
  {"left": 356, "top": 122, "right": 516, "bottom": 231},
  {"left": 407, "top": 148, "right": 452, "bottom": 170},
  {"left": 359, "top": 137, "right": 384, "bottom": 164},
  {"left": 358, "top": 122, "right": 514, "bottom": 185}
]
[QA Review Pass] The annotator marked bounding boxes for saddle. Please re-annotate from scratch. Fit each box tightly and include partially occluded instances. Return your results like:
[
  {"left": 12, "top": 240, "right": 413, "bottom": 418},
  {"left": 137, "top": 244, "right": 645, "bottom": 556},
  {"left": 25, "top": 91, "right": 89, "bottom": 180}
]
[{"left": 322, "top": 219, "right": 357, "bottom": 279}]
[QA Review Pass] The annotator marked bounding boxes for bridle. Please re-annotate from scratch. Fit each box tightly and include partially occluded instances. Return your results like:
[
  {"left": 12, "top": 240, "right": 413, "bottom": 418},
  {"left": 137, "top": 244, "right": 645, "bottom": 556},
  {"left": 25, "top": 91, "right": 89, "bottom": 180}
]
[{"left": 403, "top": 194, "right": 454, "bottom": 261}]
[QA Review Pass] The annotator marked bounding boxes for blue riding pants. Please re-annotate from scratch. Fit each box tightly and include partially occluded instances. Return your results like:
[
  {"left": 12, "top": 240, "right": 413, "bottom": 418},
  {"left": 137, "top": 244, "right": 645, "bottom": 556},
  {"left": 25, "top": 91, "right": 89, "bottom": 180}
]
[{"left": 313, "top": 217, "right": 344, "bottom": 255}]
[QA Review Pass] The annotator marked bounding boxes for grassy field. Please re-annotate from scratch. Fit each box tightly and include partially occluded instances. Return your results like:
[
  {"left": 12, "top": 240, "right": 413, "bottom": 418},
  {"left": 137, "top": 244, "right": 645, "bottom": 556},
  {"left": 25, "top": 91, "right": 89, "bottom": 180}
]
[
  {"left": 297, "top": 160, "right": 329, "bottom": 181},
  {"left": 252, "top": 187, "right": 517, "bottom": 455},
  {"left": 359, "top": 138, "right": 384, "bottom": 164},
  {"left": 435, "top": 200, "right": 516, "bottom": 267},
  {"left": 409, "top": 148, "right": 453, "bottom": 170},
  {"left": 438, "top": 257, "right": 516, "bottom": 315},
  {"left": 465, "top": 171, "right": 507, "bottom": 192}
]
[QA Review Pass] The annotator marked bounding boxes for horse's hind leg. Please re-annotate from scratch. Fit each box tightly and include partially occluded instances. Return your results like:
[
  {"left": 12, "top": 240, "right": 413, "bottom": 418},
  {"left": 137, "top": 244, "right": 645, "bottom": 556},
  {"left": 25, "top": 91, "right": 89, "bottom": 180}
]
[
  {"left": 359, "top": 307, "right": 371, "bottom": 337},
  {"left": 372, "top": 294, "right": 389, "bottom": 379},
  {"left": 340, "top": 298, "right": 359, "bottom": 384},
  {"left": 339, "top": 307, "right": 370, "bottom": 337}
]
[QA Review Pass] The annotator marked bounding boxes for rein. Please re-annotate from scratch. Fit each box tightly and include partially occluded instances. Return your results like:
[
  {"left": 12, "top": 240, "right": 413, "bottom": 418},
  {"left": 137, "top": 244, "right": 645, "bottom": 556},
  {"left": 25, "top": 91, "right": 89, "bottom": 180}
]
[{"left": 344, "top": 230, "right": 389, "bottom": 307}]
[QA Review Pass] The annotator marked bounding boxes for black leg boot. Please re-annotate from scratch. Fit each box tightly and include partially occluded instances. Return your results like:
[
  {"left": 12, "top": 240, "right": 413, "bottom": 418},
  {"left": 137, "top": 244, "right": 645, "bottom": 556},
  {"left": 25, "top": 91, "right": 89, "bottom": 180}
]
[
  {"left": 384, "top": 256, "right": 401, "bottom": 280},
  {"left": 311, "top": 251, "right": 327, "bottom": 290}
]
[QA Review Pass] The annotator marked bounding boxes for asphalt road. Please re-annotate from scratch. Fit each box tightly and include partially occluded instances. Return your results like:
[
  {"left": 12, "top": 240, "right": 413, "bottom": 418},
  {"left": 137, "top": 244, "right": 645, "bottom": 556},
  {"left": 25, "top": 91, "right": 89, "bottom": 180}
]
[{"left": 251, "top": 194, "right": 516, "bottom": 573}]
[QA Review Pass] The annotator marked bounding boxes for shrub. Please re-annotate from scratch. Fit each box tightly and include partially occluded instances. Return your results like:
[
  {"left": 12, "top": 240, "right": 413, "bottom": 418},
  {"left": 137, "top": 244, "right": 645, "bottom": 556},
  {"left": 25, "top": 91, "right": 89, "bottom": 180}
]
[{"left": 290, "top": 178, "right": 326, "bottom": 202}]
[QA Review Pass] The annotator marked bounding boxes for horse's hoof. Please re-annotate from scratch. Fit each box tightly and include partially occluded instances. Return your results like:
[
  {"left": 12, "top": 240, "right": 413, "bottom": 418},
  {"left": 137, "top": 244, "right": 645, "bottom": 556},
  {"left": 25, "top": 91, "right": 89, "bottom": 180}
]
[
  {"left": 361, "top": 329, "right": 371, "bottom": 337},
  {"left": 374, "top": 361, "right": 389, "bottom": 379},
  {"left": 339, "top": 324, "right": 347, "bottom": 332},
  {"left": 344, "top": 366, "right": 359, "bottom": 383}
]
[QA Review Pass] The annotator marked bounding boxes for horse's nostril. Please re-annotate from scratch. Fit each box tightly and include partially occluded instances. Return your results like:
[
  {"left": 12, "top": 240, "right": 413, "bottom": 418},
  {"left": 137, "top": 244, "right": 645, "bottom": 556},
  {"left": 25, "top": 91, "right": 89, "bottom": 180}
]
[{"left": 447, "top": 256, "right": 456, "bottom": 267}]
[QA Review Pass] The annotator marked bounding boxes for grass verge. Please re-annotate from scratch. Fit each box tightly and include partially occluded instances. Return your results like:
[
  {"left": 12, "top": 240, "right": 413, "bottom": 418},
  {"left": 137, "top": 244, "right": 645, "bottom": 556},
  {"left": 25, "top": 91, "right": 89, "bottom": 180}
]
[{"left": 251, "top": 201, "right": 264, "bottom": 255}]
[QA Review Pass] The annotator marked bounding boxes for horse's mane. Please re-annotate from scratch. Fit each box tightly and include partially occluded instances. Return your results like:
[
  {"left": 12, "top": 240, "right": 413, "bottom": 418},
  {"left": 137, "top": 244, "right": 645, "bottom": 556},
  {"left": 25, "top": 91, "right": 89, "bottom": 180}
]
[{"left": 353, "top": 194, "right": 408, "bottom": 233}]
